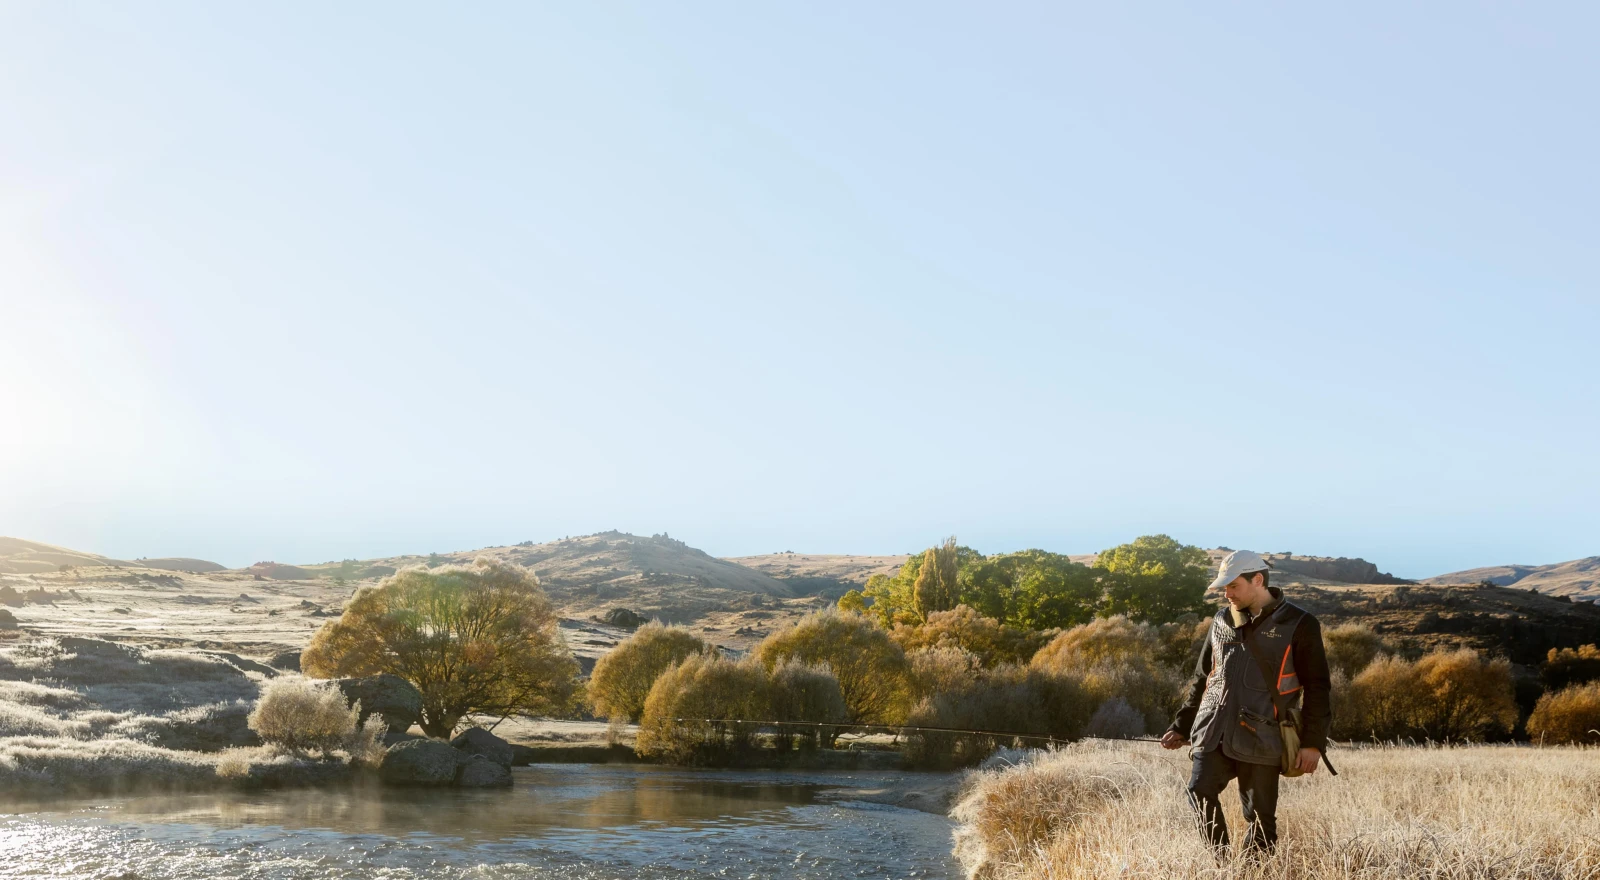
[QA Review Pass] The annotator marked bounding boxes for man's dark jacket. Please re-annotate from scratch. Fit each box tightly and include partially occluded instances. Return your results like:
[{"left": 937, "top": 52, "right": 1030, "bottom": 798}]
[{"left": 1169, "top": 587, "right": 1332, "bottom": 760}]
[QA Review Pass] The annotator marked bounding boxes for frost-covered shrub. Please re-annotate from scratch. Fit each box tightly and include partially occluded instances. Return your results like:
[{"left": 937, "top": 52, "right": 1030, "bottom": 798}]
[{"left": 247, "top": 679, "right": 357, "bottom": 756}]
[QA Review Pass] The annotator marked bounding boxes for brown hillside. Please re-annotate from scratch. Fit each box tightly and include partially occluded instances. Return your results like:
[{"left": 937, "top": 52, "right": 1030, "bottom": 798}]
[
  {"left": 137, "top": 557, "right": 227, "bottom": 573},
  {"left": 0, "top": 537, "right": 135, "bottom": 573},
  {"left": 1425, "top": 557, "right": 1600, "bottom": 600}
]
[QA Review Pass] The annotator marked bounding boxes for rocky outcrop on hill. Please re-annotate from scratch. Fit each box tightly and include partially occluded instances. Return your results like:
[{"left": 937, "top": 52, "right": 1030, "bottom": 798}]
[{"left": 1264, "top": 554, "right": 1411, "bottom": 585}]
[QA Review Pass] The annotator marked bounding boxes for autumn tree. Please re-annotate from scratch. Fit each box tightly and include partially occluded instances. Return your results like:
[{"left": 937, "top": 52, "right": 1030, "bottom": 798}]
[
  {"left": 588, "top": 622, "right": 713, "bottom": 723},
  {"left": 1527, "top": 681, "right": 1600, "bottom": 744},
  {"left": 913, "top": 536, "right": 962, "bottom": 620},
  {"left": 302, "top": 558, "right": 579, "bottom": 738},
  {"left": 755, "top": 610, "right": 912, "bottom": 724}
]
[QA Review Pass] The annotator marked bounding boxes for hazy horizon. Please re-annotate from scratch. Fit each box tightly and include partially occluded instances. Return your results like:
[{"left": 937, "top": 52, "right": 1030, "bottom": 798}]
[{"left": 3, "top": 4, "right": 1597, "bottom": 579}]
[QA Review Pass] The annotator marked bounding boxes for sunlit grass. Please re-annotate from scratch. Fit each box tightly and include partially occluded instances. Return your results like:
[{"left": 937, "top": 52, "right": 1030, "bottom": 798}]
[{"left": 952, "top": 740, "right": 1600, "bottom": 879}]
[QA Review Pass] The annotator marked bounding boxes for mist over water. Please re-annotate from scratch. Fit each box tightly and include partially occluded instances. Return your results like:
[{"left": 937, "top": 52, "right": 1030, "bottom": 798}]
[{"left": 0, "top": 765, "right": 956, "bottom": 879}]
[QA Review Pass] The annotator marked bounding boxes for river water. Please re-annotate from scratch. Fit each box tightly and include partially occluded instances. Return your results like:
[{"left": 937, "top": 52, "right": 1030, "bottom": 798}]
[{"left": 0, "top": 765, "right": 958, "bottom": 879}]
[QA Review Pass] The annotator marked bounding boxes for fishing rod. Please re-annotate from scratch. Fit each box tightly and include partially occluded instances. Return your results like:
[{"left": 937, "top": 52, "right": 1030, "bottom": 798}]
[{"left": 670, "top": 717, "right": 1164, "bottom": 746}]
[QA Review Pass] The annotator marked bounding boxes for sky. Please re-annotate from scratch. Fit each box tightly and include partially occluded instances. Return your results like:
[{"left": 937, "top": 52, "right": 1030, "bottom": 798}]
[{"left": 1, "top": 3, "right": 1596, "bottom": 578}]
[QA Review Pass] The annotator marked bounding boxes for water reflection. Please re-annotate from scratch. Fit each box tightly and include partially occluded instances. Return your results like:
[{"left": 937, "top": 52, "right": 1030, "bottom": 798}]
[{"left": 0, "top": 765, "right": 957, "bottom": 879}]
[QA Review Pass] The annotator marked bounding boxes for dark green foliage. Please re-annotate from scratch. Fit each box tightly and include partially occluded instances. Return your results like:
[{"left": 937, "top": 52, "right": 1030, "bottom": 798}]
[{"left": 1095, "top": 535, "right": 1211, "bottom": 622}]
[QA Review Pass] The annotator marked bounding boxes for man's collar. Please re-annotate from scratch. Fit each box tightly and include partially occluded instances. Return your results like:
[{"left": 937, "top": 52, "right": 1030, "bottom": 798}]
[{"left": 1229, "top": 587, "right": 1285, "bottom": 628}]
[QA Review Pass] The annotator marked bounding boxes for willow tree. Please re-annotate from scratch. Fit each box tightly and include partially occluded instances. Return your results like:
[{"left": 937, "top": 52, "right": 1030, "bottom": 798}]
[
  {"left": 302, "top": 558, "right": 579, "bottom": 737},
  {"left": 913, "top": 536, "right": 961, "bottom": 620}
]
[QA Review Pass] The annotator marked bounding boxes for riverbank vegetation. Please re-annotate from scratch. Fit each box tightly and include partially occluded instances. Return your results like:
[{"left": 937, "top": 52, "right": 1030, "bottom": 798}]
[
  {"left": 616, "top": 535, "right": 1600, "bottom": 766},
  {"left": 302, "top": 559, "right": 580, "bottom": 737},
  {"left": 952, "top": 741, "right": 1600, "bottom": 879}
]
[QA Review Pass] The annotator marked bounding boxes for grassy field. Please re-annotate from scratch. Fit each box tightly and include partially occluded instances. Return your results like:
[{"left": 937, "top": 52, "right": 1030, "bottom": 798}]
[{"left": 952, "top": 741, "right": 1600, "bottom": 880}]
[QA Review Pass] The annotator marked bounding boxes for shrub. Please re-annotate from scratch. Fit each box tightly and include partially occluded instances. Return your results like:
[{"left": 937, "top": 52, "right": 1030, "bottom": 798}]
[
  {"left": 302, "top": 558, "right": 580, "bottom": 737},
  {"left": 1154, "top": 616, "right": 1209, "bottom": 669},
  {"left": 246, "top": 679, "right": 357, "bottom": 756},
  {"left": 635, "top": 654, "right": 772, "bottom": 764},
  {"left": 754, "top": 610, "right": 911, "bottom": 725},
  {"left": 1336, "top": 649, "right": 1518, "bottom": 742},
  {"left": 905, "top": 664, "right": 1093, "bottom": 768},
  {"left": 1031, "top": 618, "right": 1185, "bottom": 734},
  {"left": 1324, "top": 623, "right": 1387, "bottom": 678},
  {"left": 1527, "top": 681, "right": 1600, "bottom": 745},
  {"left": 1414, "top": 649, "right": 1518, "bottom": 741},
  {"left": 768, "top": 660, "right": 848, "bottom": 750},
  {"left": 908, "top": 646, "right": 985, "bottom": 700},
  {"left": 1031, "top": 616, "right": 1160, "bottom": 669},
  {"left": 1084, "top": 696, "right": 1146, "bottom": 739},
  {"left": 1542, "top": 644, "right": 1600, "bottom": 691},
  {"left": 588, "top": 622, "right": 713, "bottom": 723},
  {"left": 890, "top": 605, "right": 1045, "bottom": 667}
]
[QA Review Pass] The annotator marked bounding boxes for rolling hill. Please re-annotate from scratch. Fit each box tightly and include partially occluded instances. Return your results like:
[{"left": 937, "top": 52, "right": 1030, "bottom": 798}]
[{"left": 1425, "top": 557, "right": 1600, "bottom": 601}]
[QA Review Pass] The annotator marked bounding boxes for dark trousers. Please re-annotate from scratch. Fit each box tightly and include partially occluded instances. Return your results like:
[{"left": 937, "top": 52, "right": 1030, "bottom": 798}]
[{"left": 1187, "top": 749, "right": 1281, "bottom": 853}]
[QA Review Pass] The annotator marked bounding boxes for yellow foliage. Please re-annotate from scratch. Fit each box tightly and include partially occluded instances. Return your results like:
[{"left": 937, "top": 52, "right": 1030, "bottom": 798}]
[
  {"left": 588, "top": 622, "right": 712, "bottom": 723},
  {"left": 1336, "top": 649, "right": 1518, "bottom": 742},
  {"left": 754, "top": 610, "right": 911, "bottom": 725},
  {"left": 891, "top": 605, "right": 1045, "bottom": 667},
  {"left": 635, "top": 654, "right": 771, "bottom": 763},
  {"left": 1527, "top": 681, "right": 1600, "bottom": 745},
  {"left": 301, "top": 558, "right": 579, "bottom": 737},
  {"left": 1323, "top": 623, "right": 1387, "bottom": 678}
]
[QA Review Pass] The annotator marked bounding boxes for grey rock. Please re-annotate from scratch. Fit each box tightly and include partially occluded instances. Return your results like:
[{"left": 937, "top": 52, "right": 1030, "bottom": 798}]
[
  {"left": 456, "top": 754, "right": 513, "bottom": 788},
  {"left": 450, "top": 727, "right": 514, "bottom": 767},
  {"left": 379, "top": 739, "right": 459, "bottom": 785},
  {"left": 509, "top": 744, "right": 538, "bottom": 766},
  {"left": 335, "top": 674, "right": 423, "bottom": 733},
  {"left": 267, "top": 650, "right": 302, "bottom": 672},
  {"left": 0, "top": 609, "right": 16, "bottom": 629}
]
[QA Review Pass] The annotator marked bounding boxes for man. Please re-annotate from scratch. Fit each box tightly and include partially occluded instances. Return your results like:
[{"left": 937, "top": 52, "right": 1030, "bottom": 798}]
[{"left": 1160, "top": 549, "right": 1331, "bottom": 855}]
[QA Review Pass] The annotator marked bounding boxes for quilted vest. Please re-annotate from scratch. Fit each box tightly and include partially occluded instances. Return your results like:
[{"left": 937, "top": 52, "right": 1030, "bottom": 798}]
[{"left": 1189, "top": 598, "right": 1307, "bottom": 766}]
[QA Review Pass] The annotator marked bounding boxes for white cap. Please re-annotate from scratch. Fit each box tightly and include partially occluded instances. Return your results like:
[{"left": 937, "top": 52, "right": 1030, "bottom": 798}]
[{"left": 1208, "top": 549, "right": 1272, "bottom": 590}]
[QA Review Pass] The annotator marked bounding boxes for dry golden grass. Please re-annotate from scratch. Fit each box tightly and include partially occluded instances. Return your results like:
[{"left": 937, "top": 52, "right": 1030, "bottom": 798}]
[{"left": 952, "top": 741, "right": 1600, "bottom": 880}]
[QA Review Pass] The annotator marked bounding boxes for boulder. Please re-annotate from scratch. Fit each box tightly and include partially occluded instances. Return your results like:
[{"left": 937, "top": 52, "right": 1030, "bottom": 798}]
[
  {"left": 602, "top": 607, "right": 649, "bottom": 630},
  {"left": 450, "top": 727, "right": 514, "bottom": 767},
  {"left": 267, "top": 650, "right": 302, "bottom": 672},
  {"left": 456, "top": 754, "right": 513, "bottom": 788},
  {"left": 335, "top": 674, "right": 422, "bottom": 733},
  {"left": 379, "top": 739, "right": 459, "bottom": 786},
  {"left": 509, "top": 744, "right": 538, "bottom": 766},
  {"left": 0, "top": 609, "right": 16, "bottom": 629}
]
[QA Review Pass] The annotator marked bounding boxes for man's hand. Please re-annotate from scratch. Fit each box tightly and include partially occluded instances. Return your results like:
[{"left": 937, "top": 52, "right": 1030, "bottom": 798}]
[
  {"left": 1160, "top": 730, "right": 1188, "bottom": 750},
  {"left": 1296, "top": 747, "right": 1320, "bottom": 774}
]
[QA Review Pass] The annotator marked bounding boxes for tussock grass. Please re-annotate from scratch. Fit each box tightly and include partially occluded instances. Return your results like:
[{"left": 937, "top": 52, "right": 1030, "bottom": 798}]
[{"left": 952, "top": 741, "right": 1600, "bottom": 879}]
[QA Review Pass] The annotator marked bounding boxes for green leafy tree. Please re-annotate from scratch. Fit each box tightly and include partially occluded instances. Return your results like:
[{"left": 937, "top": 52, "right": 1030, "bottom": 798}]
[
  {"left": 1096, "top": 535, "right": 1210, "bottom": 623},
  {"left": 863, "top": 540, "right": 982, "bottom": 625},
  {"left": 957, "top": 550, "right": 1099, "bottom": 630}
]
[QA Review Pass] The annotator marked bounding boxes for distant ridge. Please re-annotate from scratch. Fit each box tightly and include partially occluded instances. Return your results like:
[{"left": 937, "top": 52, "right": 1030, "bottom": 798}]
[{"left": 1426, "top": 557, "right": 1600, "bottom": 601}]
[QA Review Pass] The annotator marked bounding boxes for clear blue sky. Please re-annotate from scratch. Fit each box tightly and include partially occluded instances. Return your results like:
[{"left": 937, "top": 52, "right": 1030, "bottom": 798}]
[{"left": 2, "top": 3, "right": 1595, "bottom": 578}]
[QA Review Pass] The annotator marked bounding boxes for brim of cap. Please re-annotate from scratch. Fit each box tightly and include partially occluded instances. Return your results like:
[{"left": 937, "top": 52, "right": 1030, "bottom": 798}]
[{"left": 1208, "top": 565, "right": 1270, "bottom": 590}]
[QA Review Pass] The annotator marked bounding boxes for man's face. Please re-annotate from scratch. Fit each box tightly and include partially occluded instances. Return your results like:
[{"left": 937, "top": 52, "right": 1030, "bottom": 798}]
[{"left": 1225, "top": 573, "right": 1267, "bottom": 610}]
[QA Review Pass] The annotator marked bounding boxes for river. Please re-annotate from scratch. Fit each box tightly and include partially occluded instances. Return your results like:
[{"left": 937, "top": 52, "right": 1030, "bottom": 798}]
[{"left": 0, "top": 765, "right": 958, "bottom": 879}]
